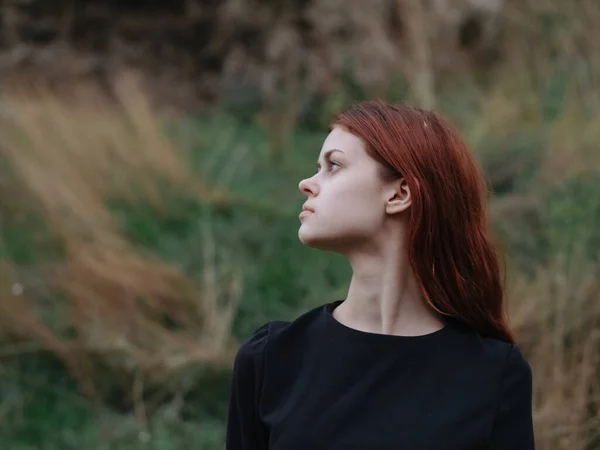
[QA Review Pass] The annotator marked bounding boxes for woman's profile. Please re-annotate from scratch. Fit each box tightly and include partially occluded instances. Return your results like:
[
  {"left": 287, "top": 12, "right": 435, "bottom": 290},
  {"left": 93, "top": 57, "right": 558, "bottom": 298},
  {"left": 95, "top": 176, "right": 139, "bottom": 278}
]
[{"left": 226, "top": 100, "right": 535, "bottom": 449}]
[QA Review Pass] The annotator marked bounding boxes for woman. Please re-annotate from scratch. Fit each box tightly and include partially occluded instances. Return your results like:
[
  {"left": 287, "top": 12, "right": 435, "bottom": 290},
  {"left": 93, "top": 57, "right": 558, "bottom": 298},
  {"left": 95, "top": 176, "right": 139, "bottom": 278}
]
[{"left": 226, "top": 100, "right": 535, "bottom": 450}]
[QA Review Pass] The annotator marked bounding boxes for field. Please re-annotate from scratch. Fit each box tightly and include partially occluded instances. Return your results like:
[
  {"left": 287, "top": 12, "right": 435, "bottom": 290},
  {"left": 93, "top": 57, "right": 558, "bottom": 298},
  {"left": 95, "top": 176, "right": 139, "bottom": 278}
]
[{"left": 1, "top": 2, "right": 600, "bottom": 448}]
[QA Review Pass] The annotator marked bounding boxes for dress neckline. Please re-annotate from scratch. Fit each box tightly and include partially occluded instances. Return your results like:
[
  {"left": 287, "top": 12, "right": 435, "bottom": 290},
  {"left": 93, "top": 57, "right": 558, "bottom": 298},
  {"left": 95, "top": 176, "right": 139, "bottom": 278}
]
[{"left": 323, "top": 299, "right": 452, "bottom": 343}]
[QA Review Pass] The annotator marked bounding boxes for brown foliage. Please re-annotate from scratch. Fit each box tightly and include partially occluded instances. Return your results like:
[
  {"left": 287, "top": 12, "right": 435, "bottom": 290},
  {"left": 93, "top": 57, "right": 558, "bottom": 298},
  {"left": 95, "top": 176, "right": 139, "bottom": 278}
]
[
  {"left": 509, "top": 259, "right": 600, "bottom": 449},
  {"left": 0, "top": 73, "right": 242, "bottom": 397},
  {"left": 0, "top": 0, "right": 507, "bottom": 112}
]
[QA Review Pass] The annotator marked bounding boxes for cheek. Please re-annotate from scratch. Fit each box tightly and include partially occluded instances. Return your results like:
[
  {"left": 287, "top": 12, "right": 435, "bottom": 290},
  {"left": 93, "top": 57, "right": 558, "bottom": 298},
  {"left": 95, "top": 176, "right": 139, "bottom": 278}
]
[
  {"left": 298, "top": 203, "right": 383, "bottom": 250},
  {"left": 303, "top": 183, "right": 384, "bottom": 235},
  {"left": 341, "top": 197, "right": 384, "bottom": 231},
  {"left": 330, "top": 182, "right": 382, "bottom": 222}
]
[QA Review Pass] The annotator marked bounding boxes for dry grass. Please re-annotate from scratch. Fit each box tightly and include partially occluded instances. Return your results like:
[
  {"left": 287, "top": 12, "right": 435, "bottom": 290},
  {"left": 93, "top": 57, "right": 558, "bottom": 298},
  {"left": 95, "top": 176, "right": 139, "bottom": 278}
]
[
  {"left": 0, "top": 73, "right": 243, "bottom": 397},
  {"left": 507, "top": 256, "right": 600, "bottom": 449},
  {"left": 485, "top": 6, "right": 600, "bottom": 443}
]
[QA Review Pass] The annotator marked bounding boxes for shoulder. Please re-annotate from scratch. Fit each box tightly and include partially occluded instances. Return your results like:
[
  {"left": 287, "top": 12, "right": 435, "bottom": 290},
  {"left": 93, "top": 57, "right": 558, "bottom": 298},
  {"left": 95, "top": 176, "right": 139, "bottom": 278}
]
[
  {"left": 492, "top": 341, "right": 533, "bottom": 395},
  {"left": 233, "top": 321, "right": 287, "bottom": 368},
  {"left": 444, "top": 324, "right": 533, "bottom": 394},
  {"left": 479, "top": 339, "right": 534, "bottom": 447},
  {"left": 468, "top": 333, "right": 533, "bottom": 403},
  {"left": 450, "top": 322, "right": 531, "bottom": 370},
  {"left": 500, "top": 342, "right": 532, "bottom": 378},
  {"left": 476, "top": 333, "right": 532, "bottom": 379},
  {"left": 233, "top": 302, "right": 328, "bottom": 367},
  {"left": 481, "top": 336, "right": 532, "bottom": 389},
  {"left": 449, "top": 329, "right": 533, "bottom": 412}
]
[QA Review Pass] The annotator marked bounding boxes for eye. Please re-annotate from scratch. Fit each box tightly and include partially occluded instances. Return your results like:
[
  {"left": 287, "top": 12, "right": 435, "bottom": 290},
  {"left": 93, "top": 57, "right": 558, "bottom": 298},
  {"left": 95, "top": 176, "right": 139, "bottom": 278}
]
[
  {"left": 315, "top": 160, "right": 341, "bottom": 174},
  {"left": 328, "top": 161, "right": 341, "bottom": 171}
]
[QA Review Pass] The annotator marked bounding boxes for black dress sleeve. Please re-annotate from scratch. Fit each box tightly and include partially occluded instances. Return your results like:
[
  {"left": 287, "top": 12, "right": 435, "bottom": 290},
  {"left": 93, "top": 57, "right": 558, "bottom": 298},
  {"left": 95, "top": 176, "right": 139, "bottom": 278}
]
[
  {"left": 226, "top": 323, "right": 271, "bottom": 450},
  {"left": 489, "top": 344, "right": 535, "bottom": 449}
]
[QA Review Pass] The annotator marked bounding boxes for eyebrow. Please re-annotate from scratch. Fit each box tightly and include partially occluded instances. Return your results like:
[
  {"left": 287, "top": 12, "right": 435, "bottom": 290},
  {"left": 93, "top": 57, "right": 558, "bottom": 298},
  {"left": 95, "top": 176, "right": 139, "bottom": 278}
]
[{"left": 317, "top": 149, "right": 345, "bottom": 168}]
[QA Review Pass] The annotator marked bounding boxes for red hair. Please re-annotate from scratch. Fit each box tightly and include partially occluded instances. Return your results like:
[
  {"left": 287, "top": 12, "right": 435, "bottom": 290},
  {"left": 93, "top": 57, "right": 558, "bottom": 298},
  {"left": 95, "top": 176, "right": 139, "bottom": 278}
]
[{"left": 332, "top": 100, "right": 514, "bottom": 344}]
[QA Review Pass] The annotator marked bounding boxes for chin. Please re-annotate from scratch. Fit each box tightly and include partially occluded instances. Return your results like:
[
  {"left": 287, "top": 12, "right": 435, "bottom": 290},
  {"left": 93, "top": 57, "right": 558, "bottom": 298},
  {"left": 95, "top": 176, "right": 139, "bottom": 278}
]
[
  {"left": 298, "top": 227, "right": 317, "bottom": 247},
  {"left": 298, "top": 227, "right": 346, "bottom": 253},
  {"left": 299, "top": 226, "right": 325, "bottom": 249}
]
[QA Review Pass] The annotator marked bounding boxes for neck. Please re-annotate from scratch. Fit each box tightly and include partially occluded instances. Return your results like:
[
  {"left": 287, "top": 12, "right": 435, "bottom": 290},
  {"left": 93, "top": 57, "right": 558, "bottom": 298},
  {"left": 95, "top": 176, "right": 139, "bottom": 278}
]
[{"left": 336, "top": 230, "right": 445, "bottom": 336}]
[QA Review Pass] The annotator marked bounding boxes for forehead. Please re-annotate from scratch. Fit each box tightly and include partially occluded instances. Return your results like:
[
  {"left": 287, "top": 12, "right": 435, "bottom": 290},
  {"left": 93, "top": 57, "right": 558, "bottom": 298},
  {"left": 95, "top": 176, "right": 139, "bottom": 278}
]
[{"left": 320, "top": 126, "right": 367, "bottom": 158}]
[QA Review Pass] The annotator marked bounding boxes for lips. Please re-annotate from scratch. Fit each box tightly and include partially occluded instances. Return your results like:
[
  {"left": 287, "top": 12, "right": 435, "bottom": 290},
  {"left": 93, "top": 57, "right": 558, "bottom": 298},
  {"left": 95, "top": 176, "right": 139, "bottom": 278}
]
[{"left": 299, "top": 205, "right": 315, "bottom": 219}]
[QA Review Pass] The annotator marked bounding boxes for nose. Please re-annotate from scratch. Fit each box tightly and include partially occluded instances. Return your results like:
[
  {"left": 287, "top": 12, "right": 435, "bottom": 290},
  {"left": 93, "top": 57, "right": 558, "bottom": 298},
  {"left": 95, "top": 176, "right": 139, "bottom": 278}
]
[{"left": 299, "top": 176, "right": 318, "bottom": 197}]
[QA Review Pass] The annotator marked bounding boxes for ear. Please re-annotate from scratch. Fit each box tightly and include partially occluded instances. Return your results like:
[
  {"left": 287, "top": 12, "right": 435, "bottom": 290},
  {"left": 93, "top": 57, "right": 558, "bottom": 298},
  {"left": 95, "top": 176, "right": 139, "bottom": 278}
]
[{"left": 384, "top": 178, "right": 411, "bottom": 215}]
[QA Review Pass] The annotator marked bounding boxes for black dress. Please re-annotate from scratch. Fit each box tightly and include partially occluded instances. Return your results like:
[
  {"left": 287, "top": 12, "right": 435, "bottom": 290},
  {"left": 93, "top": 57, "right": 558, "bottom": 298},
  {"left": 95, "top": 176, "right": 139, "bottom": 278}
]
[{"left": 226, "top": 300, "right": 535, "bottom": 450}]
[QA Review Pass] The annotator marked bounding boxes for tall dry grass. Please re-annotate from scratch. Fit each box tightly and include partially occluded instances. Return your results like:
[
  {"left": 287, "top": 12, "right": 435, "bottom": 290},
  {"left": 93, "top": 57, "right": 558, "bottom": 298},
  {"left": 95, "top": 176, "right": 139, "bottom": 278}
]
[
  {"left": 0, "top": 73, "right": 243, "bottom": 398},
  {"left": 508, "top": 258, "right": 600, "bottom": 449},
  {"left": 478, "top": 5, "right": 600, "bottom": 439}
]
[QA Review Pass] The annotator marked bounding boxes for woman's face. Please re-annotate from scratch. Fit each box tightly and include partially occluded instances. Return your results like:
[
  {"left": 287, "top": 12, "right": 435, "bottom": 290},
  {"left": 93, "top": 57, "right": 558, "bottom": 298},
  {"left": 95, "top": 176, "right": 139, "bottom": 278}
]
[{"left": 298, "top": 126, "right": 404, "bottom": 253}]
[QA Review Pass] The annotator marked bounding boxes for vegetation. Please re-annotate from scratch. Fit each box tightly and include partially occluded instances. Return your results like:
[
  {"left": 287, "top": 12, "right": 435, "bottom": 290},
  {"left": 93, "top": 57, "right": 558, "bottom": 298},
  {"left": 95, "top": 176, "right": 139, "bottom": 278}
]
[{"left": 0, "top": 1, "right": 599, "bottom": 449}]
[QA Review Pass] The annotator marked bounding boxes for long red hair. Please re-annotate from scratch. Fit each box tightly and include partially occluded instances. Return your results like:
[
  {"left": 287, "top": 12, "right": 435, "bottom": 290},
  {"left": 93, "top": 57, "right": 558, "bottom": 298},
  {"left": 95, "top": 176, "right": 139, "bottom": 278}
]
[{"left": 332, "top": 100, "right": 514, "bottom": 344}]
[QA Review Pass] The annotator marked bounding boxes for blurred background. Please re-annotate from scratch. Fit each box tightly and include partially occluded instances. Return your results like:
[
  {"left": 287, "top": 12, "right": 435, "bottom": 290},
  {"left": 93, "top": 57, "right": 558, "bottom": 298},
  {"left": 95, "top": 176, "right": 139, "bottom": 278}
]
[{"left": 0, "top": 0, "right": 598, "bottom": 448}]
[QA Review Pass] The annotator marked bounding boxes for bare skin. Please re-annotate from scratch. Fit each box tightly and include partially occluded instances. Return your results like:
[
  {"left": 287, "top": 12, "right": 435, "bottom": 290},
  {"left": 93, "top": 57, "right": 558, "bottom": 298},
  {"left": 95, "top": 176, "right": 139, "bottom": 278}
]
[{"left": 298, "top": 126, "right": 445, "bottom": 336}]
